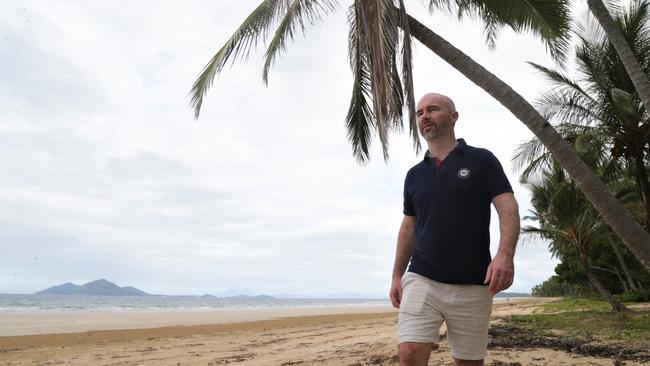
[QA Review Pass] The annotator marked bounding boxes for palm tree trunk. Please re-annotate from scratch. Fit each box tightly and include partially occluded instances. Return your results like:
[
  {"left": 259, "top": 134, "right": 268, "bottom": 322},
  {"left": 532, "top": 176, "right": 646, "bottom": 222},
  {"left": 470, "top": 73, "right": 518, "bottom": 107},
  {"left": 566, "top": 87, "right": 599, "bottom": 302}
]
[
  {"left": 403, "top": 13, "right": 650, "bottom": 272},
  {"left": 587, "top": 0, "right": 650, "bottom": 117},
  {"left": 591, "top": 265, "right": 629, "bottom": 293},
  {"left": 634, "top": 154, "right": 650, "bottom": 230},
  {"left": 578, "top": 249, "right": 630, "bottom": 312},
  {"left": 607, "top": 233, "right": 639, "bottom": 292}
]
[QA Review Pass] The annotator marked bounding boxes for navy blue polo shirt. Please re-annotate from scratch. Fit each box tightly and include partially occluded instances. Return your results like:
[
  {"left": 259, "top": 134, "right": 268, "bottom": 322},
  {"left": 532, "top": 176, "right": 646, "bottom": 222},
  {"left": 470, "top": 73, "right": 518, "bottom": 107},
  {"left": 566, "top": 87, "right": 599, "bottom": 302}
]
[{"left": 403, "top": 139, "right": 513, "bottom": 285}]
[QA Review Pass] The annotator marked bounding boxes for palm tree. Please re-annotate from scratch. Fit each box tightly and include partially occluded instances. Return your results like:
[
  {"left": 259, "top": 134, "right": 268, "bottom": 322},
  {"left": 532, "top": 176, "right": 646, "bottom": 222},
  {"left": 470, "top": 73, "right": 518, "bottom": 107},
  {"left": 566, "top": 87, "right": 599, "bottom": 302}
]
[
  {"left": 522, "top": 161, "right": 630, "bottom": 311},
  {"left": 515, "top": 1, "right": 650, "bottom": 228},
  {"left": 587, "top": 0, "right": 650, "bottom": 116},
  {"left": 607, "top": 232, "right": 641, "bottom": 291},
  {"left": 517, "top": 129, "right": 648, "bottom": 294},
  {"left": 190, "top": 0, "right": 650, "bottom": 270}
]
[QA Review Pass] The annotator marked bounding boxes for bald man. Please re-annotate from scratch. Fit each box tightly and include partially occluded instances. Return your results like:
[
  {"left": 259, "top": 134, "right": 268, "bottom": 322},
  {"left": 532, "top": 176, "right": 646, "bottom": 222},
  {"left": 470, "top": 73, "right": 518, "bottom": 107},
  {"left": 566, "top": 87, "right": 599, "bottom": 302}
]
[{"left": 389, "top": 93, "right": 520, "bottom": 366}]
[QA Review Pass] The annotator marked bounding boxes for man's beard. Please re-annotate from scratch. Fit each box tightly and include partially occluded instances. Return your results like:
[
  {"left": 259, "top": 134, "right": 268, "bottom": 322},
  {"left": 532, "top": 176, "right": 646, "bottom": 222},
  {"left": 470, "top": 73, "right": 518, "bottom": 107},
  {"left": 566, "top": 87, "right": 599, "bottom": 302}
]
[
  {"left": 420, "top": 117, "right": 452, "bottom": 140},
  {"left": 421, "top": 127, "right": 439, "bottom": 140}
]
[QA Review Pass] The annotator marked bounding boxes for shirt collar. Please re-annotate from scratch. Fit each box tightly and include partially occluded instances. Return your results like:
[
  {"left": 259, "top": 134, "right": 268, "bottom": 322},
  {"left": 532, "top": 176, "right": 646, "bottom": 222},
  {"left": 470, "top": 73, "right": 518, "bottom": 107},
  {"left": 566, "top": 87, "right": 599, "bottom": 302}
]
[{"left": 423, "top": 138, "right": 468, "bottom": 161}]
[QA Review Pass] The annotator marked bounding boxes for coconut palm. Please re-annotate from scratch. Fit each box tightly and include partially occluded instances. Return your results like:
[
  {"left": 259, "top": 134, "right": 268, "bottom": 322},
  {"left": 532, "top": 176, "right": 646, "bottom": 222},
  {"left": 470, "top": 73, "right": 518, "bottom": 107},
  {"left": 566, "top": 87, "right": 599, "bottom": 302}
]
[
  {"left": 522, "top": 161, "right": 630, "bottom": 311},
  {"left": 190, "top": 0, "right": 650, "bottom": 270},
  {"left": 515, "top": 0, "right": 650, "bottom": 228},
  {"left": 587, "top": 0, "right": 650, "bottom": 116},
  {"left": 517, "top": 128, "right": 648, "bottom": 293}
]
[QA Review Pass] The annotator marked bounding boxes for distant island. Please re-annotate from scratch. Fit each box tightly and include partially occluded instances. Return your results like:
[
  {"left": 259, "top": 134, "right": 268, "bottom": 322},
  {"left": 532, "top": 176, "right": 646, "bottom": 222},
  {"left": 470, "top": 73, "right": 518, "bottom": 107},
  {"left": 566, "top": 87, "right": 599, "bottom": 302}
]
[
  {"left": 32, "top": 280, "right": 529, "bottom": 298},
  {"left": 35, "top": 279, "right": 149, "bottom": 296},
  {"left": 495, "top": 292, "right": 530, "bottom": 298}
]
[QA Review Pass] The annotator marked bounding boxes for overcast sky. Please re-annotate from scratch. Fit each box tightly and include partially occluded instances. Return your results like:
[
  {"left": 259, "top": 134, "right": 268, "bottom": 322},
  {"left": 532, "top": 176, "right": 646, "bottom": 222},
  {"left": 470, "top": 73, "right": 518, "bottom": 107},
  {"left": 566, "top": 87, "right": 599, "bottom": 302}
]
[{"left": 1, "top": 1, "right": 594, "bottom": 296}]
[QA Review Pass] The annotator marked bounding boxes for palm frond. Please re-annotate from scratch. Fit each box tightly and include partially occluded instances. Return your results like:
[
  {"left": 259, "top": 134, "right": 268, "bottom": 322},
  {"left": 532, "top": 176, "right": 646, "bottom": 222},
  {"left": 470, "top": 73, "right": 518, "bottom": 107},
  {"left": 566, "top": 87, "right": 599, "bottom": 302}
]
[
  {"left": 397, "top": 0, "right": 420, "bottom": 154},
  {"left": 426, "top": 0, "right": 455, "bottom": 14},
  {"left": 621, "top": 0, "right": 649, "bottom": 46},
  {"left": 528, "top": 62, "right": 592, "bottom": 99},
  {"left": 522, "top": 224, "right": 569, "bottom": 242},
  {"left": 388, "top": 53, "right": 405, "bottom": 131},
  {"left": 611, "top": 87, "right": 642, "bottom": 124},
  {"left": 345, "top": 77, "right": 376, "bottom": 164},
  {"left": 262, "top": 0, "right": 338, "bottom": 85},
  {"left": 189, "top": 0, "right": 288, "bottom": 118},
  {"left": 513, "top": 137, "right": 548, "bottom": 175},
  {"left": 358, "top": 0, "right": 400, "bottom": 160},
  {"left": 535, "top": 90, "right": 601, "bottom": 126},
  {"left": 345, "top": 2, "right": 376, "bottom": 163},
  {"left": 454, "top": 0, "right": 572, "bottom": 62},
  {"left": 575, "top": 6, "right": 607, "bottom": 45}
]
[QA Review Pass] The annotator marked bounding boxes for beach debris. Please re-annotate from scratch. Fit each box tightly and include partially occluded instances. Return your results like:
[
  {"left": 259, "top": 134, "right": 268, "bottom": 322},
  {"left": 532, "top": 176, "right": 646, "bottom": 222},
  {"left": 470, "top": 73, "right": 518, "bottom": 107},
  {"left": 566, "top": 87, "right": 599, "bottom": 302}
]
[{"left": 488, "top": 323, "right": 650, "bottom": 362}]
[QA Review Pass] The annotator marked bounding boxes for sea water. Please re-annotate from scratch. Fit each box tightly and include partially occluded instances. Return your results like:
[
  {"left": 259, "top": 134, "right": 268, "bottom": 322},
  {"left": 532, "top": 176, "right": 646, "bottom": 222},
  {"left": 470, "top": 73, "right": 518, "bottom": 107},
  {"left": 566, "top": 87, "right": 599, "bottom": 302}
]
[{"left": 0, "top": 294, "right": 391, "bottom": 312}]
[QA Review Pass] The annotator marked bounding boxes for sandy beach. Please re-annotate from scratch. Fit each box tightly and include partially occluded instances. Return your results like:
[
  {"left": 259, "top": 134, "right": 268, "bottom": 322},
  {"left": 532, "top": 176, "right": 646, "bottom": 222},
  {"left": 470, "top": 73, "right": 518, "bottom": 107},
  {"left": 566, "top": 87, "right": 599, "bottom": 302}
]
[{"left": 1, "top": 298, "right": 647, "bottom": 365}]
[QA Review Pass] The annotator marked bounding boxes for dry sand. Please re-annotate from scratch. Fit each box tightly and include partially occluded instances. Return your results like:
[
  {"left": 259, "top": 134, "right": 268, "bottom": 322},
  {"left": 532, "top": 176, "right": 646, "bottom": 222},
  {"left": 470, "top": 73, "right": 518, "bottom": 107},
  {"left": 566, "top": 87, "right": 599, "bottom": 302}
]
[{"left": 0, "top": 298, "right": 646, "bottom": 365}]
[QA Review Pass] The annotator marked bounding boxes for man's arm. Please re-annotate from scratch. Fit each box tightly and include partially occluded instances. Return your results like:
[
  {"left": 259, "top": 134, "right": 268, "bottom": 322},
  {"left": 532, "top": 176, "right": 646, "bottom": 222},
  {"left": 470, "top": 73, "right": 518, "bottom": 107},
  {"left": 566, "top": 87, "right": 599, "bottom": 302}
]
[
  {"left": 484, "top": 192, "right": 520, "bottom": 295},
  {"left": 390, "top": 215, "right": 416, "bottom": 308}
]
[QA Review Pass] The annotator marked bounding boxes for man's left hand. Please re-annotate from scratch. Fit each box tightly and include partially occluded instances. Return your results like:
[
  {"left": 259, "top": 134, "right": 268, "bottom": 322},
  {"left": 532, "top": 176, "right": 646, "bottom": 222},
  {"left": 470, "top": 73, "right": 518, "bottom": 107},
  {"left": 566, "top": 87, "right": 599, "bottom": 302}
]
[{"left": 484, "top": 253, "right": 514, "bottom": 295}]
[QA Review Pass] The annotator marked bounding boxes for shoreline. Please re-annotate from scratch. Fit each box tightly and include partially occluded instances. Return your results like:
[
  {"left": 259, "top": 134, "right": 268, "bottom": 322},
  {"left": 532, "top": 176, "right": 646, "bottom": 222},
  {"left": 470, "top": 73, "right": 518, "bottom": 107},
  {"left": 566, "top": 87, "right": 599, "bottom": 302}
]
[
  {"left": 0, "top": 297, "right": 527, "bottom": 337},
  {"left": 4, "top": 297, "right": 642, "bottom": 366}
]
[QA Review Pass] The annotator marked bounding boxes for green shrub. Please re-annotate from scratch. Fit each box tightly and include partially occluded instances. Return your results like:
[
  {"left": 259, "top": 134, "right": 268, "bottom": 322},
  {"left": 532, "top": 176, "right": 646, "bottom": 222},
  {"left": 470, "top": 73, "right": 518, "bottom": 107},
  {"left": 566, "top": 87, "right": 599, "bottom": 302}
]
[{"left": 619, "top": 289, "right": 650, "bottom": 303}]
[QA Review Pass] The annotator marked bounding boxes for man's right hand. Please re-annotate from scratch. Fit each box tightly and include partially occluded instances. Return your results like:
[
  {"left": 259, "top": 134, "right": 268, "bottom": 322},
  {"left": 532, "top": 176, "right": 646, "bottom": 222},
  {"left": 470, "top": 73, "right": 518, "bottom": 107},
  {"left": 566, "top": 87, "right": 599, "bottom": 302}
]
[
  {"left": 389, "top": 277, "right": 402, "bottom": 308},
  {"left": 390, "top": 215, "right": 416, "bottom": 309}
]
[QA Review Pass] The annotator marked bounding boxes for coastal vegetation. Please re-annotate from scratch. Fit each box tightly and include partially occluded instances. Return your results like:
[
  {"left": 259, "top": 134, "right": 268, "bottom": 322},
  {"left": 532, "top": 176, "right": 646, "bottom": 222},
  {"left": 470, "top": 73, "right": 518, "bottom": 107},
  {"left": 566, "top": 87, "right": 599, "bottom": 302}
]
[
  {"left": 518, "top": 0, "right": 650, "bottom": 311},
  {"left": 490, "top": 298, "right": 650, "bottom": 362}
]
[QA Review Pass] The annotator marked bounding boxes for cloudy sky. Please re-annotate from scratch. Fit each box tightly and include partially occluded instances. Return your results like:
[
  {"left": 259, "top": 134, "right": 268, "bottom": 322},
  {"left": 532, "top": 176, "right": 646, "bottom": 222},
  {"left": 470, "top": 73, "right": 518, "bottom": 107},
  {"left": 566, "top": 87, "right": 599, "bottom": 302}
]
[{"left": 1, "top": 1, "right": 593, "bottom": 296}]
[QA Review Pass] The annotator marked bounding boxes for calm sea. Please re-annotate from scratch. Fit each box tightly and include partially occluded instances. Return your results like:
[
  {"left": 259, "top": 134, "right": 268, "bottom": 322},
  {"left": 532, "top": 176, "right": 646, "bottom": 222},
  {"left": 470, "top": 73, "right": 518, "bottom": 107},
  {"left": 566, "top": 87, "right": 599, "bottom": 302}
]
[{"left": 0, "top": 294, "right": 391, "bottom": 312}]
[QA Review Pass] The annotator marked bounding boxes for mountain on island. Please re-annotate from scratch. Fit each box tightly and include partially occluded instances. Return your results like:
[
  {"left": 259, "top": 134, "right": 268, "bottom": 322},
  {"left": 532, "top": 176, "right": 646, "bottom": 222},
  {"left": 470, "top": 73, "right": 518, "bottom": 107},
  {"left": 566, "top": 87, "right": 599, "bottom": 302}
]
[
  {"left": 35, "top": 279, "right": 149, "bottom": 296},
  {"left": 495, "top": 292, "right": 530, "bottom": 298}
]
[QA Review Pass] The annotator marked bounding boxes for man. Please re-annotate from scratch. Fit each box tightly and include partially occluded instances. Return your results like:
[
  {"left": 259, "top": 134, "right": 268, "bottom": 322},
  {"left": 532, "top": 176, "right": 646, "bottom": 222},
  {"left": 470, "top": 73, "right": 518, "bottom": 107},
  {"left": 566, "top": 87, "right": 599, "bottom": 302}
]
[{"left": 390, "top": 93, "right": 520, "bottom": 366}]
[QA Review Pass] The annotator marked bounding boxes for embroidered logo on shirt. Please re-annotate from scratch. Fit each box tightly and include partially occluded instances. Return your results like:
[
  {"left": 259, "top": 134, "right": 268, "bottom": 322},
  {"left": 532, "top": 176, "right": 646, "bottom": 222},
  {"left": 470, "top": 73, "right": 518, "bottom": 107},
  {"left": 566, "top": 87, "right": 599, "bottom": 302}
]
[{"left": 457, "top": 168, "right": 471, "bottom": 179}]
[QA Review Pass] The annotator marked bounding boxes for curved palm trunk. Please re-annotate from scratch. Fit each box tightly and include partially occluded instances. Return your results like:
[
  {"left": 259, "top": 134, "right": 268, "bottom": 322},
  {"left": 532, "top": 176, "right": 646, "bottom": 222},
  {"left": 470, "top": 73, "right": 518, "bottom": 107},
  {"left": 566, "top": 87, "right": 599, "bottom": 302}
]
[
  {"left": 578, "top": 249, "right": 630, "bottom": 312},
  {"left": 607, "top": 233, "right": 639, "bottom": 292},
  {"left": 587, "top": 0, "right": 650, "bottom": 118},
  {"left": 591, "top": 265, "right": 629, "bottom": 292},
  {"left": 634, "top": 155, "right": 650, "bottom": 229},
  {"left": 404, "top": 14, "right": 650, "bottom": 272}
]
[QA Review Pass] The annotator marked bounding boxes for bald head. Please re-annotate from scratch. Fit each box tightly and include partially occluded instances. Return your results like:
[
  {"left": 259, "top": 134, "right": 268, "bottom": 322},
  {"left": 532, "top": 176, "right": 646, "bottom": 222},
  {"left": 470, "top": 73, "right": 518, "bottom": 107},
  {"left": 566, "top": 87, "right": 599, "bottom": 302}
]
[
  {"left": 418, "top": 93, "right": 456, "bottom": 112},
  {"left": 416, "top": 93, "right": 458, "bottom": 141}
]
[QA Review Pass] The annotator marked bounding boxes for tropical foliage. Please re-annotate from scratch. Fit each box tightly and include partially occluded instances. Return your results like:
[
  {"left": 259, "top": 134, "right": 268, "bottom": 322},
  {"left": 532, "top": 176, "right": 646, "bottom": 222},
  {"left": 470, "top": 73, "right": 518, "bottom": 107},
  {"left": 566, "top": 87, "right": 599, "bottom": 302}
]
[
  {"left": 587, "top": 0, "right": 650, "bottom": 114},
  {"left": 521, "top": 154, "right": 635, "bottom": 311},
  {"left": 516, "top": 0, "right": 650, "bottom": 228},
  {"left": 520, "top": 0, "right": 650, "bottom": 309}
]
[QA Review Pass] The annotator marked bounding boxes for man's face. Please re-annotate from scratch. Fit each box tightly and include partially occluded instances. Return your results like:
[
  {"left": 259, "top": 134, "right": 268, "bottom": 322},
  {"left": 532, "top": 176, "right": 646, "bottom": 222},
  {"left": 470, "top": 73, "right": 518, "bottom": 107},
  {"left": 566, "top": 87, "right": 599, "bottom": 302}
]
[{"left": 416, "top": 94, "right": 458, "bottom": 141}]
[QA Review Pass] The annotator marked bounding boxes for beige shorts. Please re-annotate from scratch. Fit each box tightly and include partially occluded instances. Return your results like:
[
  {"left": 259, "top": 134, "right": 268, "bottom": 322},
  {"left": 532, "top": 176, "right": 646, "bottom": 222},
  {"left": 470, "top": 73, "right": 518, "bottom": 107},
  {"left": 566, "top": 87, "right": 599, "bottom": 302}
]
[{"left": 398, "top": 272, "right": 493, "bottom": 360}]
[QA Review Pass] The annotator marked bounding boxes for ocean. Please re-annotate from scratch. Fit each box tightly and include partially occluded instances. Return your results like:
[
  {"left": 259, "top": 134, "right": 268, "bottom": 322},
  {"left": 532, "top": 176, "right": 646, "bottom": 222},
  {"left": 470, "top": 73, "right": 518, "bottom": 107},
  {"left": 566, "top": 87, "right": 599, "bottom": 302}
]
[{"left": 0, "top": 294, "right": 391, "bottom": 312}]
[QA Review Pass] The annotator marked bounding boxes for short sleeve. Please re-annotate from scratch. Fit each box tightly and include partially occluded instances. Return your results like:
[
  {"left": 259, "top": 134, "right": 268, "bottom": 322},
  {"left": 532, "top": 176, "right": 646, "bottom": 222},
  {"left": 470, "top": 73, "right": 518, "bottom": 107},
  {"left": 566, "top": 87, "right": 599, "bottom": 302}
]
[
  {"left": 484, "top": 151, "right": 514, "bottom": 200},
  {"left": 403, "top": 172, "right": 416, "bottom": 216}
]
